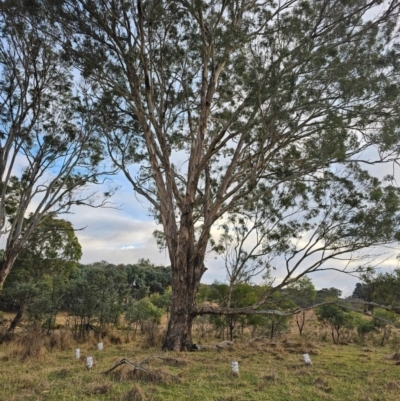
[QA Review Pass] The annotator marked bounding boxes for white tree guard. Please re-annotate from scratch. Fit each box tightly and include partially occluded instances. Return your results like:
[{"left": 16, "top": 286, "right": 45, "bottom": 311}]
[
  {"left": 231, "top": 361, "right": 239, "bottom": 375},
  {"left": 303, "top": 353, "right": 312, "bottom": 365},
  {"left": 86, "top": 356, "right": 94, "bottom": 369}
]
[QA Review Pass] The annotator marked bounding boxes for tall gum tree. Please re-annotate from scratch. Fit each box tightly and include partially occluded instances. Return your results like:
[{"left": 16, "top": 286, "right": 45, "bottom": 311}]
[
  {"left": 0, "top": 4, "right": 116, "bottom": 288},
  {"left": 31, "top": 0, "right": 400, "bottom": 350}
]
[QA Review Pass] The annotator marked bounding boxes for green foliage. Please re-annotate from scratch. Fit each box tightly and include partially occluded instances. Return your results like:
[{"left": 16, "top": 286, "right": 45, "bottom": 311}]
[
  {"left": 285, "top": 277, "right": 316, "bottom": 335},
  {"left": 352, "top": 282, "right": 374, "bottom": 302},
  {"left": 371, "top": 270, "right": 400, "bottom": 306},
  {"left": 248, "top": 292, "right": 296, "bottom": 340},
  {"left": 286, "top": 277, "right": 317, "bottom": 308},
  {"left": 125, "top": 259, "right": 172, "bottom": 300},
  {"left": 6, "top": 0, "right": 400, "bottom": 350},
  {"left": 372, "top": 308, "right": 398, "bottom": 328},
  {"left": 208, "top": 281, "right": 261, "bottom": 340},
  {"left": 206, "top": 282, "right": 295, "bottom": 340},
  {"left": 125, "top": 298, "right": 163, "bottom": 334},
  {"left": 0, "top": 5, "right": 114, "bottom": 288},
  {"left": 317, "top": 305, "right": 357, "bottom": 344},
  {"left": 65, "top": 263, "right": 128, "bottom": 337},
  {"left": 0, "top": 216, "right": 81, "bottom": 330},
  {"left": 150, "top": 287, "right": 172, "bottom": 315},
  {"left": 315, "top": 288, "right": 342, "bottom": 304},
  {"left": 356, "top": 318, "right": 376, "bottom": 338},
  {"left": 352, "top": 269, "right": 400, "bottom": 313},
  {"left": 371, "top": 308, "right": 398, "bottom": 346},
  {"left": 196, "top": 284, "right": 211, "bottom": 304}
]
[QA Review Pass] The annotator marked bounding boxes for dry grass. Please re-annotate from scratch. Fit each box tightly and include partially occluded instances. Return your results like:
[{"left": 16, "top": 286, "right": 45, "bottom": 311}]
[
  {"left": 122, "top": 384, "right": 150, "bottom": 401},
  {"left": 2, "top": 327, "right": 400, "bottom": 400},
  {"left": 84, "top": 382, "right": 114, "bottom": 395},
  {"left": 109, "top": 364, "right": 180, "bottom": 384}
]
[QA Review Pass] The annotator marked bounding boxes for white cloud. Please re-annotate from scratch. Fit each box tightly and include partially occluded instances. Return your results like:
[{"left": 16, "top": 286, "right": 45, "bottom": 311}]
[
  {"left": 67, "top": 203, "right": 169, "bottom": 266},
  {"left": 63, "top": 189, "right": 400, "bottom": 295}
]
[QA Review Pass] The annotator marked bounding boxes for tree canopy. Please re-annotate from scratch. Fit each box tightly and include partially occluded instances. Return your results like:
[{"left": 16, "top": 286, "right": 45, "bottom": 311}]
[
  {"left": 5, "top": 0, "right": 400, "bottom": 350},
  {"left": 0, "top": 3, "right": 116, "bottom": 288}
]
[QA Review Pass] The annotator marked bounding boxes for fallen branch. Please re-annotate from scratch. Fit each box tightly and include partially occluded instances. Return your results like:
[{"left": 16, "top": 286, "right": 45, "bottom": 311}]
[
  {"left": 103, "top": 357, "right": 181, "bottom": 384},
  {"left": 103, "top": 358, "right": 148, "bottom": 375}
]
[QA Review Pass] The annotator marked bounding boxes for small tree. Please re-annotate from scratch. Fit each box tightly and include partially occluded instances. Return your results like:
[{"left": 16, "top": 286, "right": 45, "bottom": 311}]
[
  {"left": 125, "top": 298, "right": 163, "bottom": 336},
  {"left": 65, "top": 264, "right": 127, "bottom": 339},
  {"left": 286, "top": 277, "right": 316, "bottom": 335},
  {"left": 356, "top": 318, "right": 376, "bottom": 345},
  {"left": 371, "top": 308, "right": 398, "bottom": 347},
  {"left": 317, "top": 305, "right": 356, "bottom": 344},
  {"left": 260, "top": 292, "right": 296, "bottom": 340},
  {"left": 208, "top": 282, "right": 260, "bottom": 341},
  {"left": 315, "top": 288, "right": 342, "bottom": 304},
  {"left": 150, "top": 287, "right": 172, "bottom": 318}
]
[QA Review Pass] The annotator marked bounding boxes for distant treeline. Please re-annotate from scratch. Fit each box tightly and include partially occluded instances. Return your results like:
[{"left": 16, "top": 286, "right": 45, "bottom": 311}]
[
  {"left": 0, "top": 257, "right": 171, "bottom": 337},
  {"left": 1, "top": 236, "right": 400, "bottom": 345},
  {"left": 0, "top": 249, "right": 344, "bottom": 341}
]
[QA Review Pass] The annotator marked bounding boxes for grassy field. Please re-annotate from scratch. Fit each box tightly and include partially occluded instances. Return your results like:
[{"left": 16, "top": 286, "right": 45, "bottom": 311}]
[{"left": 1, "top": 330, "right": 400, "bottom": 401}]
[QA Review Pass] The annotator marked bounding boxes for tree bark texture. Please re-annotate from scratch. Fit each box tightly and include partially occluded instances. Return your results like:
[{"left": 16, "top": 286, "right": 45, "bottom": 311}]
[
  {"left": 162, "top": 292, "right": 195, "bottom": 351},
  {"left": 162, "top": 221, "right": 207, "bottom": 351}
]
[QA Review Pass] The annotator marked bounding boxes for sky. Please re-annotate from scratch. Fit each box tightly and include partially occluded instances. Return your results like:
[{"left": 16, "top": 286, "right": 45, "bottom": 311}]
[{"left": 65, "top": 160, "right": 400, "bottom": 298}]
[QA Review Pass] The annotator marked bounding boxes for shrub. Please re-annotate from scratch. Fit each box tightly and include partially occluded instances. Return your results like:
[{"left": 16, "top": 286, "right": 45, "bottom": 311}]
[{"left": 316, "top": 305, "right": 357, "bottom": 344}]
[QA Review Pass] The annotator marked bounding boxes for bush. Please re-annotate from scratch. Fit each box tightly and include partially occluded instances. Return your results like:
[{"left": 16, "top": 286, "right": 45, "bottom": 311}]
[
  {"left": 125, "top": 298, "right": 163, "bottom": 336},
  {"left": 371, "top": 308, "right": 397, "bottom": 346},
  {"left": 356, "top": 319, "right": 375, "bottom": 345},
  {"left": 316, "top": 305, "right": 357, "bottom": 344}
]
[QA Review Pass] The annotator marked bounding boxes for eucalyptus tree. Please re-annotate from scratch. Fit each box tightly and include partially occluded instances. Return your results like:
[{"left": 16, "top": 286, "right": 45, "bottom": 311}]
[
  {"left": 33, "top": 0, "right": 400, "bottom": 350},
  {"left": 0, "top": 4, "right": 115, "bottom": 288}
]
